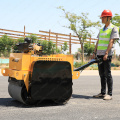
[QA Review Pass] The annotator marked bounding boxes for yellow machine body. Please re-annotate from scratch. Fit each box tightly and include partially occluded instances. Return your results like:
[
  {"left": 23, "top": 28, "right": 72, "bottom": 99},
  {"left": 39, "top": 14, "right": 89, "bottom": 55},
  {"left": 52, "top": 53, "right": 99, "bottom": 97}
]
[{"left": 2, "top": 53, "right": 80, "bottom": 92}]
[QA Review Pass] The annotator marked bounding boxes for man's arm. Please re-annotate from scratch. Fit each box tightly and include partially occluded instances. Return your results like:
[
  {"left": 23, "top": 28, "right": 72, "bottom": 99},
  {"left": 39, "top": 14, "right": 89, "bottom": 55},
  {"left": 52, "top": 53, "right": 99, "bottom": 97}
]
[
  {"left": 94, "top": 40, "right": 99, "bottom": 53},
  {"left": 103, "top": 39, "right": 114, "bottom": 61},
  {"left": 92, "top": 39, "right": 98, "bottom": 58},
  {"left": 103, "top": 26, "right": 119, "bottom": 61}
]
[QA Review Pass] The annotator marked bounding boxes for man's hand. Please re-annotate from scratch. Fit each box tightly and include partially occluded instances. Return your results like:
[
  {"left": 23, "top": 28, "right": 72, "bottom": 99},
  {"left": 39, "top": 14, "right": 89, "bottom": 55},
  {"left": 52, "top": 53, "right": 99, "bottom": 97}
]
[
  {"left": 103, "top": 39, "right": 114, "bottom": 61},
  {"left": 103, "top": 54, "right": 108, "bottom": 61}
]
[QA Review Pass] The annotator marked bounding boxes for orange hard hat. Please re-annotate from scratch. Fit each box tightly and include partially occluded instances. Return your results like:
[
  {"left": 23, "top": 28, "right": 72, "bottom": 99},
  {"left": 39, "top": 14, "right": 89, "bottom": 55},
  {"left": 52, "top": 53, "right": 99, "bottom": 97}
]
[{"left": 100, "top": 9, "right": 112, "bottom": 17}]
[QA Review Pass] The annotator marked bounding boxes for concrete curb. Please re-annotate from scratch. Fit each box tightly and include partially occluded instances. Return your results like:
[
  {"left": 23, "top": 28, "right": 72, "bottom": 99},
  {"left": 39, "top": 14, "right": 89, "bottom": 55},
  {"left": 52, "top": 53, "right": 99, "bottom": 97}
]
[
  {"left": 0, "top": 69, "right": 120, "bottom": 76},
  {"left": 80, "top": 70, "right": 120, "bottom": 76},
  {"left": 0, "top": 69, "right": 2, "bottom": 76}
]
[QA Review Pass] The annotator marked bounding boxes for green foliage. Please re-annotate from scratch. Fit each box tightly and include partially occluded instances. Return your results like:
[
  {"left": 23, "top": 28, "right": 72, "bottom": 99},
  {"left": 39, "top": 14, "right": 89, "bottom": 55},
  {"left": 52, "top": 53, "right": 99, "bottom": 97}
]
[
  {"left": 90, "top": 66, "right": 98, "bottom": 70},
  {"left": 56, "top": 48, "right": 61, "bottom": 53},
  {"left": 84, "top": 42, "right": 95, "bottom": 56},
  {"left": 14, "top": 35, "right": 58, "bottom": 55},
  {"left": 62, "top": 42, "right": 68, "bottom": 52},
  {"left": 3, "top": 50, "right": 10, "bottom": 57},
  {"left": 17, "top": 37, "right": 24, "bottom": 43},
  {"left": 78, "top": 48, "right": 82, "bottom": 53},
  {"left": 77, "top": 42, "right": 95, "bottom": 57},
  {"left": 38, "top": 40, "right": 56, "bottom": 55},
  {"left": 25, "top": 34, "right": 57, "bottom": 55},
  {"left": 40, "top": 40, "right": 47, "bottom": 54},
  {"left": 74, "top": 61, "right": 88, "bottom": 68},
  {"left": 0, "top": 33, "right": 64, "bottom": 57},
  {"left": 48, "top": 41, "right": 55, "bottom": 54},
  {"left": 67, "top": 52, "right": 70, "bottom": 54},
  {"left": 74, "top": 61, "right": 98, "bottom": 70},
  {"left": 111, "top": 14, "right": 120, "bottom": 46},
  {"left": 111, "top": 14, "right": 120, "bottom": 27},
  {"left": 0, "top": 35, "right": 14, "bottom": 57},
  {"left": 27, "top": 34, "right": 38, "bottom": 43}
]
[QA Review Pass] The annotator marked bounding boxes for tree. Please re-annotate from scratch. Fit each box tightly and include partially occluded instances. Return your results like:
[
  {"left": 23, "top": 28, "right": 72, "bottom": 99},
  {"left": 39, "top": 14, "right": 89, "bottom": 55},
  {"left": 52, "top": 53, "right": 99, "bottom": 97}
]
[
  {"left": 27, "top": 34, "right": 38, "bottom": 43},
  {"left": 26, "top": 34, "right": 57, "bottom": 55},
  {"left": 111, "top": 14, "right": 120, "bottom": 45},
  {"left": 13, "top": 34, "right": 57, "bottom": 55},
  {"left": 47, "top": 41, "right": 55, "bottom": 54},
  {"left": 58, "top": 6, "right": 101, "bottom": 62},
  {"left": 0, "top": 35, "right": 14, "bottom": 57},
  {"left": 62, "top": 42, "right": 68, "bottom": 53},
  {"left": 111, "top": 14, "right": 120, "bottom": 27},
  {"left": 84, "top": 42, "right": 95, "bottom": 56},
  {"left": 0, "top": 34, "right": 60, "bottom": 56},
  {"left": 56, "top": 48, "right": 61, "bottom": 53},
  {"left": 38, "top": 40, "right": 56, "bottom": 55}
]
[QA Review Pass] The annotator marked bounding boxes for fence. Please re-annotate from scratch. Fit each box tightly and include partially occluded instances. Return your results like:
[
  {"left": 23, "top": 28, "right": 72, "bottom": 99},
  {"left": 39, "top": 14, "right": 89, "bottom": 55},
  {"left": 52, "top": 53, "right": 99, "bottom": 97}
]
[{"left": 0, "top": 26, "right": 98, "bottom": 54}]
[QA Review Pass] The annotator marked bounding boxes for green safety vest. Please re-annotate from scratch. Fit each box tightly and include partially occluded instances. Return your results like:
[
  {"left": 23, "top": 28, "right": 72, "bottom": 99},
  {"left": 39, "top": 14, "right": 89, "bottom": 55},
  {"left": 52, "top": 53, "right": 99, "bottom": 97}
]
[{"left": 97, "top": 24, "right": 119, "bottom": 51}]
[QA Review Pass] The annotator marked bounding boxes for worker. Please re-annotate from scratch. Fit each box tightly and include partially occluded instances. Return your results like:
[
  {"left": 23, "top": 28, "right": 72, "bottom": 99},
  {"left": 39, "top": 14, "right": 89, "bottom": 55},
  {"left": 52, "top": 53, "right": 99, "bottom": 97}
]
[{"left": 92, "top": 9, "right": 119, "bottom": 100}]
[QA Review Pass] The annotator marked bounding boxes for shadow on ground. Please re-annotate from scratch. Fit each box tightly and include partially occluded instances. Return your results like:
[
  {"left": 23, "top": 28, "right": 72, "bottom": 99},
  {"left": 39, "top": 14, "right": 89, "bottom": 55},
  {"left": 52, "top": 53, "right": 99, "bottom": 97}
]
[
  {"left": 72, "top": 94, "right": 104, "bottom": 100},
  {"left": 0, "top": 94, "right": 101, "bottom": 107},
  {"left": 0, "top": 98, "right": 62, "bottom": 108},
  {"left": 72, "top": 94, "right": 92, "bottom": 99},
  {"left": 72, "top": 94, "right": 100, "bottom": 99}
]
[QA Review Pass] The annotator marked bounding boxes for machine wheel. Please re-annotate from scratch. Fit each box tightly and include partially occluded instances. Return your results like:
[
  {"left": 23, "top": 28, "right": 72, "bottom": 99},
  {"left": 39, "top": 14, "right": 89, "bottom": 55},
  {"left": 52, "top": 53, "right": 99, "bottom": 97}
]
[
  {"left": 21, "top": 85, "right": 38, "bottom": 105},
  {"left": 8, "top": 77, "right": 38, "bottom": 105}
]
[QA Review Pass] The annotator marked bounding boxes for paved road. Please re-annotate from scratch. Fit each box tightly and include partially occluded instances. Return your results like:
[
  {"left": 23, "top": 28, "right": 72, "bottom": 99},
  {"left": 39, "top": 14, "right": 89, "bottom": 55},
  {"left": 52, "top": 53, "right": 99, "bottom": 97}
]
[{"left": 0, "top": 76, "right": 120, "bottom": 120}]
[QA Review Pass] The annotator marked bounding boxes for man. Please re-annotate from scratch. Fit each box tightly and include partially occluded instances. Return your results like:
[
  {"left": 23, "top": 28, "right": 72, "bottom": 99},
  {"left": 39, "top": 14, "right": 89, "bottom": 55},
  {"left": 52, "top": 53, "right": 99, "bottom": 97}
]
[{"left": 93, "top": 9, "right": 119, "bottom": 100}]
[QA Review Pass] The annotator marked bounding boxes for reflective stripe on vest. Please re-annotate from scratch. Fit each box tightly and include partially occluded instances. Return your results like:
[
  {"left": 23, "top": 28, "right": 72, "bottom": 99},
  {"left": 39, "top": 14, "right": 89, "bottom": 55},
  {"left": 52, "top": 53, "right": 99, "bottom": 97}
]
[{"left": 97, "top": 24, "right": 115, "bottom": 51}]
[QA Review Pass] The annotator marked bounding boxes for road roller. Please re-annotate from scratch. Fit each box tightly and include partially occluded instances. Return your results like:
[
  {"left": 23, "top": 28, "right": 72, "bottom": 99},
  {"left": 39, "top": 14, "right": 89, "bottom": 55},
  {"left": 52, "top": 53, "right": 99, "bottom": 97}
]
[{"left": 1, "top": 38, "right": 100, "bottom": 105}]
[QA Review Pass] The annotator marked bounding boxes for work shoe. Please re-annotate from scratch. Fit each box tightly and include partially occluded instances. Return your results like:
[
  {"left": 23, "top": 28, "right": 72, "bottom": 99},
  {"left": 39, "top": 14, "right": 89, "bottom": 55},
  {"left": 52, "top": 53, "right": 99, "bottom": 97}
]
[
  {"left": 103, "top": 95, "right": 112, "bottom": 100},
  {"left": 93, "top": 93, "right": 105, "bottom": 98}
]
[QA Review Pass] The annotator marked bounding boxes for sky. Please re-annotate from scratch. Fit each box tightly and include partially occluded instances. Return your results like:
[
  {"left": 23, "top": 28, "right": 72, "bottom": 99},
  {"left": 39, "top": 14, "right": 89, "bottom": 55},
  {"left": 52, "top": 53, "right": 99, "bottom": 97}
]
[{"left": 0, "top": 0, "right": 120, "bottom": 55}]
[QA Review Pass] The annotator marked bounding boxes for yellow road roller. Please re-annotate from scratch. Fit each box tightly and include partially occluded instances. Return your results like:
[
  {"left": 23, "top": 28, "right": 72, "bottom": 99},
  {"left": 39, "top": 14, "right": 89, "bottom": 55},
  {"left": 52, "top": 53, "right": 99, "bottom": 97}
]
[{"left": 1, "top": 38, "right": 99, "bottom": 105}]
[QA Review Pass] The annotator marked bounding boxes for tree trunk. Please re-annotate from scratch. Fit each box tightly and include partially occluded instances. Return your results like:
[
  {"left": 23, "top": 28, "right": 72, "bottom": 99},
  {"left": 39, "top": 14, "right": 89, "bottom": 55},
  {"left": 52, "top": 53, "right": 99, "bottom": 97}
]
[
  {"left": 78, "top": 37, "right": 84, "bottom": 63},
  {"left": 81, "top": 42, "right": 84, "bottom": 63}
]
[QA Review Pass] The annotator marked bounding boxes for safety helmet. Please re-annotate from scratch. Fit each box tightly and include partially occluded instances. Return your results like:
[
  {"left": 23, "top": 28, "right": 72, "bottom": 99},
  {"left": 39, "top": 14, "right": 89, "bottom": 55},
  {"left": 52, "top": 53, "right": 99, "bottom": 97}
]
[{"left": 100, "top": 9, "right": 112, "bottom": 17}]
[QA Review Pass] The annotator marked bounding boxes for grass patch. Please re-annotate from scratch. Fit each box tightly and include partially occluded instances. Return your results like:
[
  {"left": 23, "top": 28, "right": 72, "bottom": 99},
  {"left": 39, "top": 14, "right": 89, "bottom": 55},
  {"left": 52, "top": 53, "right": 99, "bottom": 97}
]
[
  {"left": 74, "top": 61, "right": 88, "bottom": 68},
  {"left": 0, "top": 63, "right": 9, "bottom": 68},
  {"left": 90, "top": 66, "right": 98, "bottom": 70},
  {"left": 112, "top": 59, "right": 120, "bottom": 67}
]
